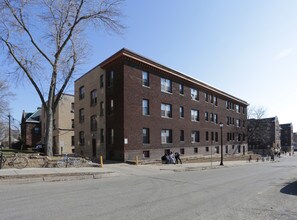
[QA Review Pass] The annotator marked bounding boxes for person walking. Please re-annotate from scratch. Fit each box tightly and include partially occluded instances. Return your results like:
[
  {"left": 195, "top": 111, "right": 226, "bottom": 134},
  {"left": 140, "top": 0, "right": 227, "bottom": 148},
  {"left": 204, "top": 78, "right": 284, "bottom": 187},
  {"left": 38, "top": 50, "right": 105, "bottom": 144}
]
[{"left": 175, "top": 152, "right": 182, "bottom": 164}]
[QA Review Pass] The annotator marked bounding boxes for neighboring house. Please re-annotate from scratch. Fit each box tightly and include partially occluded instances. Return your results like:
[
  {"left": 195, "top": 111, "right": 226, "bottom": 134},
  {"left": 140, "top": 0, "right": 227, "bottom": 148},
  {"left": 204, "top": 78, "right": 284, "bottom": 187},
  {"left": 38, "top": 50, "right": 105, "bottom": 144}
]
[
  {"left": 280, "top": 123, "right": 294, "bottom": 153},
  {"left": 248, "top": 116, "right": 281, "bottom": 155},
  {"left": 293, "top": 132, "right": 297, "bottom": 151},
  {"left": 75, "top": 48, "right": 248, "bottom": 162},
  {"left": 41, "top": 94, "right": 75, "bottom": 155},
  {"left": 21, "top": 108, "right": 42, "bottom": 148}
]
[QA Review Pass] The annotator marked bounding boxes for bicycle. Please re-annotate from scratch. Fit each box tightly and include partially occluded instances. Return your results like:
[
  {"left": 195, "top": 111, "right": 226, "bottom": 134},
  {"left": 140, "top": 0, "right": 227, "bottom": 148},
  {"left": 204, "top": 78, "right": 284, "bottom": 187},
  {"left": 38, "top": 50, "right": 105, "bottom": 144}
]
[{"left": 0, "top": 154, "right": 28, "bottom": 169}]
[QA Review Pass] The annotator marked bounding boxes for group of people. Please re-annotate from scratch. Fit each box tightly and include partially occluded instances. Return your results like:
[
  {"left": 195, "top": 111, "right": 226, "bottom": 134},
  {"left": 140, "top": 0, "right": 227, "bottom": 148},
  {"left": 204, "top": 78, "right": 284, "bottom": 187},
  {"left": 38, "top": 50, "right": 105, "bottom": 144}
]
[{"left": 161, "top": 152, "right": 182, "bottom": 164}]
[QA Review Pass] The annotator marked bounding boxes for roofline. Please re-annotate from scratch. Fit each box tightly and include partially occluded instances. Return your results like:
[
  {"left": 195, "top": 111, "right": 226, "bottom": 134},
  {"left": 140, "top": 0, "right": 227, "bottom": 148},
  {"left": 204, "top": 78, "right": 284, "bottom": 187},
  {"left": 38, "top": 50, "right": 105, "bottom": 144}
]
[{"left": 99, "top": 48, "right": 248, "bottom": 106}]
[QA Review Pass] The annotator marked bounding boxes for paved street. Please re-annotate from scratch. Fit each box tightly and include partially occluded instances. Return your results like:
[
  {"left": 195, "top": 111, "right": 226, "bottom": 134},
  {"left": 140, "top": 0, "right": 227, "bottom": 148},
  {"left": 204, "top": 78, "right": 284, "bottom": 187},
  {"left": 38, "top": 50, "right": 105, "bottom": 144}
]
[{"left": 0, "top": 156, "right": 297, "bottom": 220}]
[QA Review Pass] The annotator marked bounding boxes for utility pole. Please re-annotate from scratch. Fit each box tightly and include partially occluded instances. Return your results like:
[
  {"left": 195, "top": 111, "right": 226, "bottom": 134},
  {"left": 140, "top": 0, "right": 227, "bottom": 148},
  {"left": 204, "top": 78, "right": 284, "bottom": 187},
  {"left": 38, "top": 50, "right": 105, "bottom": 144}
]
[{"left": 8, "top": 114, "right": 11, "bottom": 148}]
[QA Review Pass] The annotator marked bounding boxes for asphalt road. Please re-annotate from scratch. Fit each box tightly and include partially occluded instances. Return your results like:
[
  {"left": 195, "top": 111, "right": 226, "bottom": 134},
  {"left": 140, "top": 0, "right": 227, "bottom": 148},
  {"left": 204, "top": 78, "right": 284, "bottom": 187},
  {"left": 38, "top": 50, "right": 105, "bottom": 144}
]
[{"left": 1, "top": 156, "right": 297, "bottom": 220}]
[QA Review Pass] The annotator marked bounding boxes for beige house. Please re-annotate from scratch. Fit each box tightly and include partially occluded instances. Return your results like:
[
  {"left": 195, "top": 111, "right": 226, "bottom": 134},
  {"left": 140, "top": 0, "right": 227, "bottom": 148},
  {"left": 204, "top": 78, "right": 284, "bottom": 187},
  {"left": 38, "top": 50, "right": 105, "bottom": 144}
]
[
  {"left": 41, "top": 94, "right": 75, "bottom": 155},
  {"left": 74, "top": 67, "right": 105, "bottom": 160}
]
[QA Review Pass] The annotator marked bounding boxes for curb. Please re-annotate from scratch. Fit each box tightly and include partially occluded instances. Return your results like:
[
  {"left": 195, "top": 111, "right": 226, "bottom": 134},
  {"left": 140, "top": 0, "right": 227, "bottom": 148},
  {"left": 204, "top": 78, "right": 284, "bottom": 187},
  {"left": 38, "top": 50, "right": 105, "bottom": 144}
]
[{"left": 0, "top": 171, "right": 116, "bottom": 183}]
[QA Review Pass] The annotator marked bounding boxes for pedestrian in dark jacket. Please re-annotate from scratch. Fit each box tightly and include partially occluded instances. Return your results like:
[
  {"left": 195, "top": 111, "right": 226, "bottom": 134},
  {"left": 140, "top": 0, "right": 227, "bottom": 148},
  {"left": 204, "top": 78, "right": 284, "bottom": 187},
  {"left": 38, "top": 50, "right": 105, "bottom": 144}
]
[{"left": 175, "top": 152, "right": 182, "bottom": 164}]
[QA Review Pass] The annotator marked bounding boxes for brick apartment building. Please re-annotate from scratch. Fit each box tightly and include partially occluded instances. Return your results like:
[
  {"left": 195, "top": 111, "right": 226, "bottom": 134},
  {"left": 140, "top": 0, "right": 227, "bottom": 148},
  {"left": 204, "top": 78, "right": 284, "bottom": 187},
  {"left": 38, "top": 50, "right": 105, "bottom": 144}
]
[
  {"left": 21, "top": 108, "right": 42, "bottom": 148},
  {"left": 248, "top": 116, "right": 281, "bottom": 155},
  {"left": 75, "top": 48, "right": 248, "bottom": 161},
  {"left": 280, "top": 123, "right": 294, "bottom": 153},
  {"left": 41, "top": 94, "right": 75, "bottom": 155}
]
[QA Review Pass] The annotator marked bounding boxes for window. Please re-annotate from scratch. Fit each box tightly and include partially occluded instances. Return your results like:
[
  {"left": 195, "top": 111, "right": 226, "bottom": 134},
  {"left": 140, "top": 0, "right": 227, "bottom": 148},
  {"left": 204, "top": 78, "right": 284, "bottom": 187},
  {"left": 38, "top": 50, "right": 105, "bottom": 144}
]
[
  {"left": 161, "top": 78, "right": 172, "bottom": 93},
  {"left": 143, "top": 128, "right": 150, "bottom": 144},
  {"left": 110, "top": 128, "right": 114, "bottom": 144},
  {"left": 236, "top": 104, "right": 240, "bottom": 113},
  {"left": 211, "top": 131, "right": 214, "bottom": 141},
  {"left": 206, "top": 131, "right": 209, "bottom": 141},
  {"left": 90, "top": 115, "right": 97, "bottom": 131},
  {"left": 142, "top": 71, "right": 149, "bottom": 87},
  {"left": 214, "top": 96, "right": 218, "bottom": 106},
  {"left": 205, "top": 93, "right": 209, "bottom": 102},
  {"left": 79, "top": 108, "right": 84, "bottom": 123},
  {"left": 71, "top": 136, "right": 75, "bottom": 146},
  {"left": 215, "top": 132, "right": 218, "bottom": 142},
  {"left": 34, "top": 127, "right": 40, "bottom": 134},
  {"left": 161, "top": 129, "right": 172, "bottom": 144},
  {"left": 161, "top": 103, "right": 172, "bottom": 118},
  {"left": 90, "top": 89, "right": 97, "bottom": 106},
  {"left": 191, "top": 88, "right": 199, "bottom": 100},
  {"left": 215, "top": 146, "right": 219, "bottom": 154},
  {"left": 242, "top": 120, "right": 245, "bottom": 127},
  {"left": 142, "top": 99, "right": 150, "bottom": 116},
  {"left": 143, "top": 151, "right": 150, "bottom": 158},
  {"left": 179, "top": 84, "right": 184, "bottom": 94},
  {"left": 191, "top": 131, "right": 200, "bottom": 143},
  {"left": 205, "top": 112, "right": 209, "bottom": 121},
  {"left": 71, "top": 102, "right": 74, "bottom": 112},
  {"left": 100, "top": 129, "right": 104, "bottom": 143},
  {"left": 206, "top": 147, "right": 209, "bottom": 152},
  {"left": 214, "top": 114, "right": 218, "bottom": 124},
  {"left": 236, "top": 119, "right": 241, "bottom": 127},
  {"left": 108, "top": 99, "right": 114, "bottom": 114},
  {"left": 210, "top": 113, "right": 214, "bottom": 122},
  {"left": 191, "top": 109, "right": 199, "bottom": 121},
  {"left": 180, "top": 148, "right": 185, "bottom": 155},
  {"left": 194, "top": 148, "right": 198, "bottom": 153},
  {"left": 79, "top": 131, "right": 85, "bottom": 145},
  {"left": 180, "top": 130, "right": 185, "bottom": 142},
  {"left": 100, "top": 74, "right": 104, "bottom": 88},
  {"left": 107, "top": 70, "right": 114, "bottom": 87},
  {"left": 225, "top": 145, "right": 228, "bottom": 154},
  {"left": 71, "top": 119, "right": 74, "bottom": 128},
  {"left": 100, "top": 101, "right": 104, "bottom": 116},
  {"left": 79, "top": 86, "right": 85, "bottom": 100},
  {"left": 179, "top": 106, "right": 184, "bottom": 118}
]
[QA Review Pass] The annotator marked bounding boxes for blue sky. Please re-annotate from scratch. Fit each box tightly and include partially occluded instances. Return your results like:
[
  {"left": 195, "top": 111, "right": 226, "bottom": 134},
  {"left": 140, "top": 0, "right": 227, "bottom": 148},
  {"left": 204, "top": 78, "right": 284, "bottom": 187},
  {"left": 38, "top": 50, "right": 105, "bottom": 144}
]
[{"left": 4, "top": 0, "right": 297, "bottom": 131}]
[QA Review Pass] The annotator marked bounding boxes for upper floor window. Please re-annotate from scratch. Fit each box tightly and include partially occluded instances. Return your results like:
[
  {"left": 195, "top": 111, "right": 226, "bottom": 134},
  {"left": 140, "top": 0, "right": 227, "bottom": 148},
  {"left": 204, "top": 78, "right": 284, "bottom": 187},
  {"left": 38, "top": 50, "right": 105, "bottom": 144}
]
[
  {"left": 143, "top": 128, "right": 150, "bottom": 144},
  {"left": 142, "top": 71, "right": 149, "bottom": 87},
  {"left": 205, "top": 131, "right": 209, "bottom": 141},
  {"left": 71, "top": 102, "right": 74, "bottom": 112},
  {"left": 179, "top": 106, "right": 184, "bottom": 118},
  {"left": 236, "top": 119, "right": 241, "bottom": 127},
  {"left": 161, "top": 129, "right": 172, "bottom": 144},
  {"left": 191, "top": 88, "right": 199, "bottom": 101},
  {"left": 109, "top": 128, "right": 114, "bottom": 144},
  {"left": 179, "top": 84, "right": 184, "bottom": 95},
  {"left": 79, "top": 131, "right": 85, "bottom": 145},
  {"left": 79, "top": 108, "right": 84, "bottom": 123},
  {"left": 205, "top": 93, "right": 209, "bottom": 102},
  {"left": 108, "top": 99, "right": 114, "bottom": 114},
  {"left": 161, "top": 78, "right": 172, "bottom": 93},
  {"left": 180, "top": 130, "right": 185, "bottom": 142},
  {"left": 90, "top": 89, "right": 97, "bottom": 106},
  {"left": 107, "top": 70, "right": 114, "bottom": 87},
  {"left": 214, "top": 96, "right": 218, "bottom": 106},
  {"left": 191, "top": 109, "right": 199, "bottom": 122},
  {"left": 100, "top": 101, "right": 104, "bottom": 116},
  {"left": 79, "top": 86, "right": 85, "bottom": 100},
  {"left": 71, "top": 119, "right": 74, "bottom": 128},
  {"left": 34, "top": 127, "right": 40, "bottom": 134},
  {"left": 142, "top": 99, "right": 150, "bottom": 116},
  {"left": 236, "top": 104, "right": 240, "bottom": 113},
  {"left": 205, "top": 112, "right": 209, "bottom": 121},
  {"left": 100, "top": 74, "right": 104, "bottom": 88},
  {"left": 90, "top": 115, "right": 97, "bottom": 131},
  {"left": 161, "top": 103, "right": 172, "bottom": 118}
]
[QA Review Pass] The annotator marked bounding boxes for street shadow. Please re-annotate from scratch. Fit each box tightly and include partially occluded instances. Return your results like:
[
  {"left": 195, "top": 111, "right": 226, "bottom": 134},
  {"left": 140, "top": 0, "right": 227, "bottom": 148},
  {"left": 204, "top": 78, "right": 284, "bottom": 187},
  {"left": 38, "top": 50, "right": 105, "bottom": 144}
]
[{"left": 280, "top": 181, "right": 297, "bottom": 196}]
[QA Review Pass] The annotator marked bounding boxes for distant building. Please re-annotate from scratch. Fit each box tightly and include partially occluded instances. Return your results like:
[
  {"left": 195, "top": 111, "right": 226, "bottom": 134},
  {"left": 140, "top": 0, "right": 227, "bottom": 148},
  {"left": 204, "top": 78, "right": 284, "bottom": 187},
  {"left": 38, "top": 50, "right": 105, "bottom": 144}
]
[
  {"left": 75, "top": 48, "right": 248, "bottom": 161},
  {"left": 280, "top": 123, "right": 293, "bottom": 153},
  {"left": 21, "top": 108, "right": 42, "bottom": 148},
  {"left": 248, "top": 116, "right": 281, "bottom": 155},
  {"left": 41, "top": 94, "right": 74, "bottom": 155},
  {"left": 292, "top": 132, "right": 297, "bottom": 151}
]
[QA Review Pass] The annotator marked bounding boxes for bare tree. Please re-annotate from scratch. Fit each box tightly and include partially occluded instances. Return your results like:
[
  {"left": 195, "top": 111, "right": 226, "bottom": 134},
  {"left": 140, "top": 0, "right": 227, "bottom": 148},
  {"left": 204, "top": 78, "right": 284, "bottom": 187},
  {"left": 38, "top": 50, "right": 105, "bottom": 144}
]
[
  {"left": 0, "top": 80, "right": 13, "bottom": 116},
  {"left": 0, "top": 0, "right": 124, "bottom": 156},
  {"left": 248, "top": 106, "right": 267, "bottom": 119}
]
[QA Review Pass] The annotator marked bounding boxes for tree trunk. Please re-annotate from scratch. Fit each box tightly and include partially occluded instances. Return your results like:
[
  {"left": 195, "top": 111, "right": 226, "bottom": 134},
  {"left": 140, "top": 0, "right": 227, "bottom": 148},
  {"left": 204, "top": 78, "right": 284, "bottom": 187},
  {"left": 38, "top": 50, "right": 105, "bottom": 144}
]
[{"left": 44, "top": 97, "right": 54, "bottom": 157}]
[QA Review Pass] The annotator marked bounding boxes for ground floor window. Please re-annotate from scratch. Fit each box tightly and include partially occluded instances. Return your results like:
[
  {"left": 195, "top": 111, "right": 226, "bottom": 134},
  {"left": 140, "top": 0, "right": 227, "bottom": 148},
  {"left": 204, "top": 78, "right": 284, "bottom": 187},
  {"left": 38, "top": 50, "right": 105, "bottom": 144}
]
[
  {"left": 194, "top": 147, "right": 198, "bottom": 153},
  {"left": 143, "top": 150, "right": 150, "bottom": 158},
  {"left": 180, "top": 148, "right": 185, "bottom": 155}
]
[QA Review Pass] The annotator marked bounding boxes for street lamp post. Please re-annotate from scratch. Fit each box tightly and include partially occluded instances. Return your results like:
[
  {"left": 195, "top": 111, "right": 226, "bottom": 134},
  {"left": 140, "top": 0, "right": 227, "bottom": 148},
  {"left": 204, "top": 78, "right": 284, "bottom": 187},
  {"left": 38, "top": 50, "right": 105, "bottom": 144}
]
[{"left": 219, "top": 122, "right": 224, "bottom": 166}]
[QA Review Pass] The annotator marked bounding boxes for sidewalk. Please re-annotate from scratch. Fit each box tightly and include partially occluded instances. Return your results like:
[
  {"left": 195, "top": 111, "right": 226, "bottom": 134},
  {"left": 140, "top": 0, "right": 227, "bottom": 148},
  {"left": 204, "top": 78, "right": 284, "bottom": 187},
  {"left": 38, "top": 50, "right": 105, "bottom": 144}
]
[{"left": 0, "top": 159, "right": 275, "bottom": 183}]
